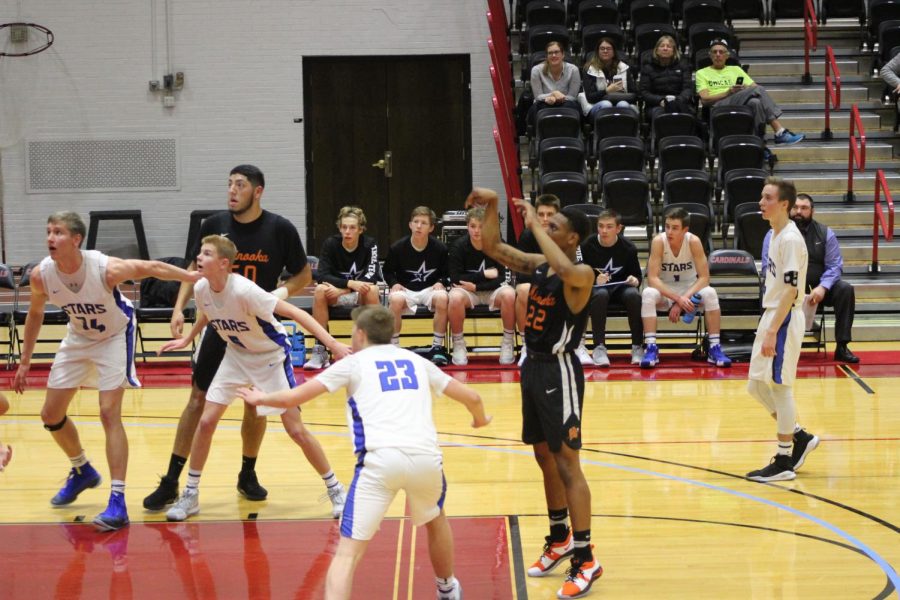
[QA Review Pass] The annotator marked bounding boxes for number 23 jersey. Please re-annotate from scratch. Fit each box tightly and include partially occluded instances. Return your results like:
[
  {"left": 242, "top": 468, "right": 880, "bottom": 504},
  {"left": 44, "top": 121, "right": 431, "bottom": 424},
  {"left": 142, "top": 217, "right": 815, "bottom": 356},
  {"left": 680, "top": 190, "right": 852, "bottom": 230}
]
[{"left": 314, "top": 344, "right": 453, "bottom": 457}]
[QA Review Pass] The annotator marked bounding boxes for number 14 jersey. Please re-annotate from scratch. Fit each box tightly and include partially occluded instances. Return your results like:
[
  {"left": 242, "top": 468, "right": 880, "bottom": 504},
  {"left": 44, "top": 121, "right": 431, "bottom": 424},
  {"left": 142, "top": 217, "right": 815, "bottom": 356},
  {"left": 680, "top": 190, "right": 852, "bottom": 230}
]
[
  {"left": 315, "top": 344, "right": 453, "bottom": 457},
  {"left": 40, "top": 250, "right": 133, "bottom": 341}
]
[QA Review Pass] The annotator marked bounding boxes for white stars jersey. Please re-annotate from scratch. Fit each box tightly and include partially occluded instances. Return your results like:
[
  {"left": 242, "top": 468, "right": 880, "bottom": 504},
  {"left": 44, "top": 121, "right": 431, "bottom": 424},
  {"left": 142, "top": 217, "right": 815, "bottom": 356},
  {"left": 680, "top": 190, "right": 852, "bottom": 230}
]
[
  {"left": 40, "top": 250, "right": 133, "bottom": 341},
  {"left": 314, "top": 344, "right": 453, "bottom": 457},
  {"left": 763, "top": 220, "right": 808, "bottom": 310},
  {"left": 194, "top": 274, "right": 291, "bottom": 354},
  {"left": 660, "top": 232, "right": 697, "bottom": 290}
]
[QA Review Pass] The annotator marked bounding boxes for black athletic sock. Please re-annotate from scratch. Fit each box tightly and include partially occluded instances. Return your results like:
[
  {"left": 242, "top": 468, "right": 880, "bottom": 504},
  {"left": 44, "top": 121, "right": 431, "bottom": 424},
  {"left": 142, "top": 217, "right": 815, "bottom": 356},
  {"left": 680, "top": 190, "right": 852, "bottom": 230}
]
[
  {"left": 241, "top": 455, "right": 257, "bottom": 474},
  {"left": 573, "top": 529, "right": 592, "bottom": 563},
  {"left": 549, "top": 507, "right": 569, "bottom": 542},
  {"left": 166, "top": 454, "right": 187, "bottom": 481}
]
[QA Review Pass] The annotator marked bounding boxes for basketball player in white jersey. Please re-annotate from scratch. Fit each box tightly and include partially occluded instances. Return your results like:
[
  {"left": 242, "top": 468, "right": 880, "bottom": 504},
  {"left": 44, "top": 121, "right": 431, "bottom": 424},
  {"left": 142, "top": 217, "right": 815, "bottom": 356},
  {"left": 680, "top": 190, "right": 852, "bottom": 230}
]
[
  {"left": 237, "top": 304, "right": 491, "bottom": 600},
  {"left": 640, "top": 205, "right": 732, "bottom": 368},
  {"left": 12, "top": 211, "right": 200, "bottom": 531},
  {"left": 158, "top": 235, "right": 351, "bottom": 522},
  {"left": 746, "top": 177, "right": 819, "bottom": 482}
]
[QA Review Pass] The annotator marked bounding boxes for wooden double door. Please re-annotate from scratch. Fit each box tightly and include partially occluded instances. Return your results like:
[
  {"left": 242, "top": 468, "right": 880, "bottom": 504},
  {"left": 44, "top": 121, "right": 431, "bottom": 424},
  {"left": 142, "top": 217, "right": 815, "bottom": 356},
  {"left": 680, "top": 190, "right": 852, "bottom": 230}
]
[{"left": 304, "top": 55, "right": 472, "bottom": 257}]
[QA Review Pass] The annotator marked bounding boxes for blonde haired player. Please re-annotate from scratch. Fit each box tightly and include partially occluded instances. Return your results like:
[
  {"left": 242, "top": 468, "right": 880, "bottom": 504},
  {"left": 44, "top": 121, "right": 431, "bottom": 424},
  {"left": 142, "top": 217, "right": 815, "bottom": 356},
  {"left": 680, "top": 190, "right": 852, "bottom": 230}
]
[
  {"left": 746, "top": 177, "right": 819, "bottom": 482},
  {"left": 159, "top": 235, "right": 351, "bottom": 521},
  {"left": 238, "top": 304, "right": 490, "bottom": 600},
  {"left": 13, "top": 211, "right": 200, "bottom": 531}
]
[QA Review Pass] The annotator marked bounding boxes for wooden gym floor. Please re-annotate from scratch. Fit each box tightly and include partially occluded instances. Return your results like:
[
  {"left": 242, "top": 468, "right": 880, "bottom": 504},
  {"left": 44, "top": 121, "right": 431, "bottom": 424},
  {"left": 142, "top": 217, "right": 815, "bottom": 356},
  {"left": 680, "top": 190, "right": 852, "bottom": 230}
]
[{"left": 0, "top": 342, "right": 898, "bottom": 599}]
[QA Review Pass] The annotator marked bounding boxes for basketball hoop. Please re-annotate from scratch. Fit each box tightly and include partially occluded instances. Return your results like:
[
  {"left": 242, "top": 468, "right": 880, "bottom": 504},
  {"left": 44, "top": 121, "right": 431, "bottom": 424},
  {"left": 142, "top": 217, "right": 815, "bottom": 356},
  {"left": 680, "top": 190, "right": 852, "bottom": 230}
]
[{"left": 0, "top": 22, "right": 54, "bottom": 57}]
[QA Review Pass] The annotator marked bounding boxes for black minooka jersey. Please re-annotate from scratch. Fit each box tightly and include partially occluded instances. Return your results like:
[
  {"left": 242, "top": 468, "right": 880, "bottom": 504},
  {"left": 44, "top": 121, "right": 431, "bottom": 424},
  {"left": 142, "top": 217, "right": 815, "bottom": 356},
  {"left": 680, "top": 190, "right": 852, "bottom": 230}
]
[{"left": 524, "top": 263, "right": 589, "bottom": 354}]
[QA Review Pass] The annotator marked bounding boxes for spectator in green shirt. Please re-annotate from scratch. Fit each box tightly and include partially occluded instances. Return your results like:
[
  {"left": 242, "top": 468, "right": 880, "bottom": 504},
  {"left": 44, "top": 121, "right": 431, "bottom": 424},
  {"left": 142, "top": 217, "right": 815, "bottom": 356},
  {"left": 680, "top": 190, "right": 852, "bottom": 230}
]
[{"left": 696, "top": 39, "right": 804, "bottom": 146}]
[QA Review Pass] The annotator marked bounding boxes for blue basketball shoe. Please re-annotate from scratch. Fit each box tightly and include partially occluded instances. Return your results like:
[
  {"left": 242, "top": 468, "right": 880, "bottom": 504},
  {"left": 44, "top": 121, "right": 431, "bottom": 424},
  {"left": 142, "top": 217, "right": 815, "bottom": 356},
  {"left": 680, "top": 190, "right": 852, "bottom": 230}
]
[
  {"left": 707, "top": 344, "right": 733, "bottom": 367},
  {"left": 51, "top": 464, "right": 102, "bottom": 506},
  {"left": 640, "top": 344, "right": 659, "bottom": 369},
  {"left": 93, "top": 491, "right": 130, "bottom": 532}
]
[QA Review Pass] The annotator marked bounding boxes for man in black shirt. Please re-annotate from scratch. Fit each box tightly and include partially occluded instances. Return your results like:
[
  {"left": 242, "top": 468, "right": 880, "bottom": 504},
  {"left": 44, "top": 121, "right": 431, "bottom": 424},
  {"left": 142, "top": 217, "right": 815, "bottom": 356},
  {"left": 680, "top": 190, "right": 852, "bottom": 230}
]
[
  {"left": 306, "top": 206, "right": 381, "bottom": 369},
  {"left": 143, "top": 165, "right": 346, "bottom": 517},
  {"left": 382, "top": 206, "right": 450, "bottom": 365},
  {"left": 580, "top": 210, "right": 643, "bottom": 366},
  {"left": 447, "top": 207, "right": 516, "bottom": 365},
  {"left": 471, "top": 187, "right": 603, "bottom": 599}
]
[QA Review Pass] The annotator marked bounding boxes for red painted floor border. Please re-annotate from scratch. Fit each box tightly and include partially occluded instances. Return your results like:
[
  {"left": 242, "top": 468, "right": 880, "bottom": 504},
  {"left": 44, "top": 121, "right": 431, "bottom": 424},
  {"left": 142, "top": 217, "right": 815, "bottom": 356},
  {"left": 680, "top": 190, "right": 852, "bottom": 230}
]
[{"left": 0, "top": 517, "right": 513, "bottom": 600}]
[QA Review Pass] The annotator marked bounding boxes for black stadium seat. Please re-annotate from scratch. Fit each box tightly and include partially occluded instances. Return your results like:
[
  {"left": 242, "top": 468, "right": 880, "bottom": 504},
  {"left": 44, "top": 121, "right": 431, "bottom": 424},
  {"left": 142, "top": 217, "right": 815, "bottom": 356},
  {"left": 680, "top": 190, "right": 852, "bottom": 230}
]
[
  {"left": 602, "top": 170, "right": 654, "bottom": 240},
  {"left": 722, "top": 167, "right": 767, "bottom": 240},
  {"left": 541, "top": 171, "right": 590, "bottom": 205},
  {"left": 716, "top": 134, "right": 765, "bottom": 191},
  {"left": 663, "top": 170, "right": 713, "bottom": 214},
  {"left": 733, "top": 203, "right": 769, "bottom": 259}
]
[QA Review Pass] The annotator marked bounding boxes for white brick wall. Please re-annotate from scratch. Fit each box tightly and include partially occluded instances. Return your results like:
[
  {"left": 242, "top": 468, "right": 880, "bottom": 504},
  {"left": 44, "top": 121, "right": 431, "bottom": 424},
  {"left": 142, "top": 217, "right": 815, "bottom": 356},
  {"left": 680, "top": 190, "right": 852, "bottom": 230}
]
[{"left": 0, "top": 1, "right": 507, "bottom": 264}]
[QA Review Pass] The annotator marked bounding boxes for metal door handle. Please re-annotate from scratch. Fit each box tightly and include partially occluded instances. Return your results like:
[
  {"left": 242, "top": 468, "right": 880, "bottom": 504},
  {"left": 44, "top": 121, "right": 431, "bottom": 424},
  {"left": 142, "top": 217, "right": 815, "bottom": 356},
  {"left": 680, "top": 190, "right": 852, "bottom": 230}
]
[{"left": 372, "top": 152, "right": 392, "bottom": 177}]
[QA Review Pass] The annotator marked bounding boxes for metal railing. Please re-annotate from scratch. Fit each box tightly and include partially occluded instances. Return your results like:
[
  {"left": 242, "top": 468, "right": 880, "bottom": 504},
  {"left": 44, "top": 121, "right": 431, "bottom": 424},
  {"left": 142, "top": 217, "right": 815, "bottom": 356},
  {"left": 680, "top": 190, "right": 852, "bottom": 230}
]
[
  {"left": 870, "top": 169, "right": 896, "bottom": 274},
  {"left": 802, "top": 0, "right": 818, "bottom": 84},
  {"left": 845, "top": 103, "right": 866, "bottom": 202},
  {"left": 821, "top": 45, "right": 841, "bottom": 140},
  {"left": 486, "top": 0, "right": 525, "bottom": 238}
]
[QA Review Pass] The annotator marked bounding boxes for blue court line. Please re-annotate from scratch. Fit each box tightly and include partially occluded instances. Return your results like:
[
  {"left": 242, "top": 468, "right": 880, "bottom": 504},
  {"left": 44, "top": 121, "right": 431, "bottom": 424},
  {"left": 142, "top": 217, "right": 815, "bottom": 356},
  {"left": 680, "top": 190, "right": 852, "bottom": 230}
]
[{"left": 443, "top": 441, "right": 900, "bottom": 597}]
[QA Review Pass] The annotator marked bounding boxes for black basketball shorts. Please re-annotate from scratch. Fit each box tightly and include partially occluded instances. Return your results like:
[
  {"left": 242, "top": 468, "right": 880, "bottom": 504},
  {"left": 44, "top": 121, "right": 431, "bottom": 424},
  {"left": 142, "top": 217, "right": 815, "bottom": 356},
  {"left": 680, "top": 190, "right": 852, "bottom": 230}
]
[{"left": 520, "top": 351, "right": 585, "bottom": 452}]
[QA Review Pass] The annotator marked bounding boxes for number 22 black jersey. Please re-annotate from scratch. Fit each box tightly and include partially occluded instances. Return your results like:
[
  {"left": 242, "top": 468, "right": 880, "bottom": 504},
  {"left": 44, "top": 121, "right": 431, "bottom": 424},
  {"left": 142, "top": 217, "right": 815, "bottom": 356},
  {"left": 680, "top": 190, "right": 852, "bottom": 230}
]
[{"left": 524, "top": 263, "right": 589, "bottom": 354}]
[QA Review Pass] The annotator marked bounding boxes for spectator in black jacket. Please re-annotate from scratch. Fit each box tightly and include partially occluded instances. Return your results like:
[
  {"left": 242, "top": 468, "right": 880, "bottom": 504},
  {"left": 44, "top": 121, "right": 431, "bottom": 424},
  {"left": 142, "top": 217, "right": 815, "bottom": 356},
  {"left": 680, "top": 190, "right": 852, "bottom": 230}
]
[
  {"left": 447, "top": 207, "right": 517, "bottom": 366},
  {"left": 639, "top": 35, "right": 695, "bottom": 120},
  {"left": 307, "top": 206, "right": 382, "bottom": 369},
  {"left": 580, "top": 37, "right": 637, "bottom": 117},
  {"left": 580, "top": 210, "right": 644, "bottom": 366},
  {"left": 383, "top": 206, "right": 450, "bottom": 365}
]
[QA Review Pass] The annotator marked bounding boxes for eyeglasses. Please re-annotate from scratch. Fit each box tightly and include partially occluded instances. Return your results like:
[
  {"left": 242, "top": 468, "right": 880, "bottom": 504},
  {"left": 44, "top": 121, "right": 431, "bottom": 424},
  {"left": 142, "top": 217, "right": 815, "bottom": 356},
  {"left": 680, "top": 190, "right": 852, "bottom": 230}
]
[
  {"left": 598, "top": 46, "right": 613, "bottom": 52},
  {"left": 547, "top": 50, "right": 562, "bottom": 55}
]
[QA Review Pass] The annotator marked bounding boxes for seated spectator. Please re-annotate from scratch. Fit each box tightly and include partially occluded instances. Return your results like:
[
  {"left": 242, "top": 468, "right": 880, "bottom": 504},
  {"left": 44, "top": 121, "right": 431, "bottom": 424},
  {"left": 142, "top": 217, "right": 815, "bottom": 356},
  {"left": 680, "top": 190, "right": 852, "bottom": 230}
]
[
  {"left": 528, "top": 40, "right": 582, "bottom": 125},
  {"left": 879, "top": 52, "right": 900, "bottom": 96},
  {"left": 696, "top": 39, "right": 804, "bottom": 147},
  {"left": 640, "top": 206, "right": 732, "bottom": 369},
  {"left": 306, "top": 206, "right": 382, "bottom": 370},
  {"left": 580, "top": 37, "right": 637, "bottom": 117},
  {"left": 383, "top": 206, "right": 450, "bottom": 366},
  {"left": 762, "top": 192, "right": 859, "bottom": 363},
  {"left": 448, "top": 207, "right": 517, "bottom": 366},
  {"left": 639, "top": 35, "right": 695, "bottom": 120},
  {"left": 580, "top": 210, "right": 644, "bottom": 366}
]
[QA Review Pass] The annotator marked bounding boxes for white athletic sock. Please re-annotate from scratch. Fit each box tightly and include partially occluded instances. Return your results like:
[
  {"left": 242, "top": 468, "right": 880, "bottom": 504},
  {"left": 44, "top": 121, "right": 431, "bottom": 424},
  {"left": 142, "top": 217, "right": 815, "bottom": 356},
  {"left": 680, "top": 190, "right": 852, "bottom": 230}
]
[
  {"left": 436, "top": 576, "right": 458, "bottom": 592},
  {"left": 776, "top": 441, "right": 792, "bottom": 456},
  {"left": 709, "top": 334, "right": 720, "bottom": 347},
  {"left": 321, "top": 470, "right": 340, "bottom": 490},
  {"left": 70, "top": 452, "right": 89, "bottom": 469},
  {"left": 776, "top": 127, "right": 786, "bottom": 136},
  {"left": 502, "top": 329, "right": 515, "bottom": 343},
  {"left": 186, "top": 470, "right": 202, "bottom": 490},
  {"left": 451, "top": 333, "right": 465, "bottom": 346},
  {"left": 111, "top": 480, "right": 126, "bottom": 495},
  {"left": 432, "top": 332, "right": 445, "bottom": 348},
  {"left": 644, "top": 334, "right": 657, "bottom": 346}
]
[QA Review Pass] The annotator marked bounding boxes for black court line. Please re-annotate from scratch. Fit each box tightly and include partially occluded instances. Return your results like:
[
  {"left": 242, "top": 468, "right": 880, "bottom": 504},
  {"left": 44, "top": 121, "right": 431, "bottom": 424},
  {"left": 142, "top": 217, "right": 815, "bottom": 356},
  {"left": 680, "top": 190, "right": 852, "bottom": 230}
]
[
  {"left": 507, "top": 515, "right": 528, "bottom": 600},
  {"left": 839, "top": 364, "right": 876, "bottom": 394}
]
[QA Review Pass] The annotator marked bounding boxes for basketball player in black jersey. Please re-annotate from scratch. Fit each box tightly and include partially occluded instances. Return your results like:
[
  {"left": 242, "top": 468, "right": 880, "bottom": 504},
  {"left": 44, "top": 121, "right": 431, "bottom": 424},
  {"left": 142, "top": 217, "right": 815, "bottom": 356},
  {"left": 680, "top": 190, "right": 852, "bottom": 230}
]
[
  {"left": 468, "top": 188, "right": 603, "bottom": 599},
  {"left": 143, "top": 165, "right": 346, "bottom": 515}
]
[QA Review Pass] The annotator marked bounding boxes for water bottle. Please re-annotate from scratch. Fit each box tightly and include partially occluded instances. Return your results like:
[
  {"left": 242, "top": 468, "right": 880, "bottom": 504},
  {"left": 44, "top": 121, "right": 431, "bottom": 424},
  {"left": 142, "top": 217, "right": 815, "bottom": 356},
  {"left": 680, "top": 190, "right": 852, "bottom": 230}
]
[
  {"left": 682, "top": 293, "right": 703, "bottom": 324},
  {"left": 283, "top": 322, "right": 306, "bottom": 367}
]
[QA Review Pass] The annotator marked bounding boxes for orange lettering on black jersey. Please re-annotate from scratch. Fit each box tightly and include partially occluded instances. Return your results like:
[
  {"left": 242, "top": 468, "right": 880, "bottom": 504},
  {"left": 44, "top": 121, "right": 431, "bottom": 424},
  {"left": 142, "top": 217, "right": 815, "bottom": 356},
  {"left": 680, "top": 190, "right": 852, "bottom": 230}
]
[{"left": 233, "top": 250, "right": 271, "bottom": 263}]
